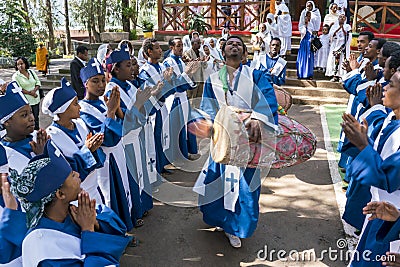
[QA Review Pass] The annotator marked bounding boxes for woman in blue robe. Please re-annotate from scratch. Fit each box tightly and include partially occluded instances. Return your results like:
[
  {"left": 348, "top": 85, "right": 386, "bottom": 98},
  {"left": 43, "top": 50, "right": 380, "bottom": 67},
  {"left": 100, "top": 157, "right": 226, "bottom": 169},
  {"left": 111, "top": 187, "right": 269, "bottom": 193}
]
[
  {"left": 79, "top": 57, "right": 134, "bottom": 230},
  {"left": 42, "top": 78, "right": 106, "bottom": 205},
  {"left": 10, "top": 141, "right": 131, "bottom": 266},
  {"left": 296, "top": 11, "right": 315, "bottom": 80}
]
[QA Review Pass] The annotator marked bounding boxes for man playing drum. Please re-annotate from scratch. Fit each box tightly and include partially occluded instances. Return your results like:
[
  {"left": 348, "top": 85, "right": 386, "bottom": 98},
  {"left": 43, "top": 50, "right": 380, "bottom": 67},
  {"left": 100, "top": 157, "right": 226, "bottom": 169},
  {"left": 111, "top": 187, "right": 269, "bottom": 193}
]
[{"left": 193, "top": 36, "right": 278, "bottom": 248}]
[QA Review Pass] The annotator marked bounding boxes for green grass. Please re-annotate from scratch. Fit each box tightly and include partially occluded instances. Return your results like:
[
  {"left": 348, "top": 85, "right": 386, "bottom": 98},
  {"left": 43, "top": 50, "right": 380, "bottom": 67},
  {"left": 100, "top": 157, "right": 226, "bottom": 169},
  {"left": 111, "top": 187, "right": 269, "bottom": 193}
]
[{"left": 323, "top": 104, "right": 347, "bottom": 180}]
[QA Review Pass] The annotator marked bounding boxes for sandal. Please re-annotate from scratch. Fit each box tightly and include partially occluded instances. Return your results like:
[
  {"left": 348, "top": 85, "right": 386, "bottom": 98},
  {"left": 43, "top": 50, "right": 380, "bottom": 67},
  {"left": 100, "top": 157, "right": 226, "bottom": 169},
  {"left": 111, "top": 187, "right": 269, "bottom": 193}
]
[
  {"left": 135, "top": 218, "right": 144, "bottom": 228},
  {"left": 143, "top": 211, "right": 149, "bottom": 217}
]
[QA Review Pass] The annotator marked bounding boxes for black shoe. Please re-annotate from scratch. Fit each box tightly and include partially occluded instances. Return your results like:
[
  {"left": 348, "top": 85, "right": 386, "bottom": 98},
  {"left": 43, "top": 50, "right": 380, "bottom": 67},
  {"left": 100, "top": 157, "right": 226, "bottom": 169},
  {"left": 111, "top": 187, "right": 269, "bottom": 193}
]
[{"left": 161, "top": 169, "right": 173, "bottom": 175}]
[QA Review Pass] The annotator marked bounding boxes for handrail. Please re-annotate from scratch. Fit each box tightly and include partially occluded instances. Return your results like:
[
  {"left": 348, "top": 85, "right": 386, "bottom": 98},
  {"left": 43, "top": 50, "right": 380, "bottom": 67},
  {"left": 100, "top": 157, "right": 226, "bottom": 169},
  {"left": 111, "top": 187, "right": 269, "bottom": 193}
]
[
  {"left": 348, "top": 1, "right": 400, "bottom": 34},
  {"left": 158, "top": 1, "right": 271, "bottom": 31}
]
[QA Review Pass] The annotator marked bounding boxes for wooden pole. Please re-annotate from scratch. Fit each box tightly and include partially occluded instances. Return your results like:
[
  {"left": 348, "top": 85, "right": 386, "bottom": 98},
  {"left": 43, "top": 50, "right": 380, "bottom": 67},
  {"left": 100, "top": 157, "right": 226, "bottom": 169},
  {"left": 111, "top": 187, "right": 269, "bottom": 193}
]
[
  {"left": 351, "top": 0, "right": 358, "bottom": 32},
  {"left": 158, "top": 0, "right": 163, "bottom": 30},
  {"left": 211, "top": 0, "right": 217, "bottom": 30}
]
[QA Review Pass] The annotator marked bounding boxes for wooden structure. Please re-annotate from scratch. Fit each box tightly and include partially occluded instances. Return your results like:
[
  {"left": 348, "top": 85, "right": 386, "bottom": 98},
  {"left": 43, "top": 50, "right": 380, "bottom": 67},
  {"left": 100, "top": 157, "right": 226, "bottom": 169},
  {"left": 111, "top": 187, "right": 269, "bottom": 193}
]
[
  {"left": 158, "top": 0, "right": 272, "bottom": 31},
  {"left": 349, "top": 1, "right": 400, "bottom": 36}
]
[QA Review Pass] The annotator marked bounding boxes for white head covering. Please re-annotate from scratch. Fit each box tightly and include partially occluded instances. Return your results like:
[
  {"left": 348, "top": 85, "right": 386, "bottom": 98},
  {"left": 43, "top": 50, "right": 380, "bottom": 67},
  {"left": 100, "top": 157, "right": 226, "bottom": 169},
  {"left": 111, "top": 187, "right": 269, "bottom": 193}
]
[{"left": 97, "top": 44, "right": 109, "bottom": 64}]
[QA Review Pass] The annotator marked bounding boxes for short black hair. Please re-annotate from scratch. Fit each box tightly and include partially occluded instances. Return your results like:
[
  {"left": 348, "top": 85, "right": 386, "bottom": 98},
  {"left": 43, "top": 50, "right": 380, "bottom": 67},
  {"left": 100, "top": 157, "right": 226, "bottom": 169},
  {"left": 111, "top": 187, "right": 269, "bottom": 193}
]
[
  {"left": 15, "top": 56, "right": 30, "bottom": 71},
  {"left": 168, "top": 38, "right": 175, "bottom": 47},
  {"left": 222, "top": 35, "right": 245, "bottom": 53},
  {"left": 381, "top": 42, "right": 400, "bottom": 58},
  {"left": 76, "top": 45, "right": 88, "bottom": 55},
  {"left": 221, "top": 35, "right": 246, "bottom": 58},
  {"left": 372, "top": 38, "right": 387, "bottom": 50},
  {"left": 111, "top": 61, "right": 122, "bottom": 78},
  {"left": 142, "top": 38, "right": 158, "bottom": 57},
  {"left": 359, "top": 31, "right": 375, "bottom": 42},
  {"left": 389, "top": 50, "right": 400, "bottom": 70},
  {"left": 271, "top": 37, "right": 281, "bottom": 45}
]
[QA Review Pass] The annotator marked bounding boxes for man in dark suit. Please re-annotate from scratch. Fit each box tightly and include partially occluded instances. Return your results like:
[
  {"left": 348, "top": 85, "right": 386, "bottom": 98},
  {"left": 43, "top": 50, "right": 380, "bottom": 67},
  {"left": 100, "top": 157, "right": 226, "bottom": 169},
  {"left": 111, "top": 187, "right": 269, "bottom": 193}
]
[{"left": 70, "top": 45, "right": 88, "bottom": 99}]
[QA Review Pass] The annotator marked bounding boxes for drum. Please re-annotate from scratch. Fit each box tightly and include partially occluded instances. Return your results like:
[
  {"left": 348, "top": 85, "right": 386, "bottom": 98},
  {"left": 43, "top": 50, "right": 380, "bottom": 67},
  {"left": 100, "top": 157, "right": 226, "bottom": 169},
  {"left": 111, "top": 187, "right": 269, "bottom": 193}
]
[
  {"left": 274, "top": 85, "right": 292, "bottom": 112},
  {"left": 272, "top": 115, "right": 317, "bottom": 169},
  {"left": 210, "top": 106, "right": 316, "bottom": 169},
  {"left": 211, "top": 105, "right": 276, "bottom": 168}
]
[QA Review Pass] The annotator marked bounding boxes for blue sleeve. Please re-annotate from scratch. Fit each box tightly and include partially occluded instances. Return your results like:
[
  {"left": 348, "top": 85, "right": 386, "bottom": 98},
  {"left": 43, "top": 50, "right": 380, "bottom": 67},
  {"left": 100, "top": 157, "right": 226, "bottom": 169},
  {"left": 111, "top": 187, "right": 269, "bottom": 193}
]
[
  {"left": 0, "top": 209, "right": 27, "bottom": 264},
  {"left": 253, "top": 70, "right": 279, "bottom": 124},
  {"left": 343, "top": 74, "right": 363, "bottom": 95},
  {"left": 199, "top": 78, "right": 219, "bottom": 121},
  {"left": 123, "top": 105, "right": 146, "bottom": 133},
  {"left": 95, "top": 205, "right": 128, "bottom": 236},
  {"left": 80, "top": 113, "right": 122, "bottom": 147},
  {"left": 376, "top": 217, "right": 400, "bottom": 243},
  {"left": 351, "top": 145, "right": 400, "bottom": 193},
  {"left": 66, "top": 147, "right": 106, "bottom": 181},
  {"left": 272, "top": 65, "right": 286, "bottom": 86}
]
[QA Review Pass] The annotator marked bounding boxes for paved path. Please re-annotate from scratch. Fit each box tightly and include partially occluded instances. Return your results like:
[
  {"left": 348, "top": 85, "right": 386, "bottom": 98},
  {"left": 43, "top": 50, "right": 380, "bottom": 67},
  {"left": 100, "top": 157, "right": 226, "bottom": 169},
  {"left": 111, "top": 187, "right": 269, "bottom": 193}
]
[{"left": 121, "top": 105, "right": 347, "bottom": 267}]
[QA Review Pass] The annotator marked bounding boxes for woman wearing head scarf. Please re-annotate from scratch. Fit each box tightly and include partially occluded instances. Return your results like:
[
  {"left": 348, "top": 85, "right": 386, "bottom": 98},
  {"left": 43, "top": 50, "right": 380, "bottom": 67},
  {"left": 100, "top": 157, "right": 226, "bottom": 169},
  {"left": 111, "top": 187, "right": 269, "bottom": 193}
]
[
  {"left": 274, "top": 0, "right": 292, "bottom": 55},
  {"left": 299, "top": 1, "right": 322, "bottom": 35},
  {"left": 325, "top": 14, "right": 352, "bottom": 81},
  {"left": 296, "top": 11, "right": 316, "bottom": 79},
  {"left": 42, "top": 78, "right": 106, "bottom": 205},
  {"left": 11, "top": 141, "right": 132, "bottom": 266},
  {"left": 323, "top": 3, "right": 339, "bottom": 28}
]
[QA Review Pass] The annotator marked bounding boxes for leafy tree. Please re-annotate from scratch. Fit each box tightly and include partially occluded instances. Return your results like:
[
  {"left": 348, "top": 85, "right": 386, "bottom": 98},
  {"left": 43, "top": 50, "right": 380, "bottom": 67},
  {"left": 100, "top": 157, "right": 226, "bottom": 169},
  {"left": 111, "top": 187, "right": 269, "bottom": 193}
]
[{"left": 0, "top": 0, "right": 36, "bottom": 57}]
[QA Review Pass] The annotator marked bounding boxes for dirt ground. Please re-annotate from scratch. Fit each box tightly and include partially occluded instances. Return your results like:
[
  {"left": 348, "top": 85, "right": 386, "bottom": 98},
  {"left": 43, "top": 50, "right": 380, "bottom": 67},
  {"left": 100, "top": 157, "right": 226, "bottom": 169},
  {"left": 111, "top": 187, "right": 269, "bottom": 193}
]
[{"left": 121, "top": 104, "right": 347, "bottom": 267}]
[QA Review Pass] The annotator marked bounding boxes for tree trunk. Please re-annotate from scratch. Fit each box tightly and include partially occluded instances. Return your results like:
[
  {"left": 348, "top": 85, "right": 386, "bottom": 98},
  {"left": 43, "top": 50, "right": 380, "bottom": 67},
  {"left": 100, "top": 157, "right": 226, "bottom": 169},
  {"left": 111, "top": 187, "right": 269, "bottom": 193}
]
[
  {"left": 122, "top": 0, "right": 130, "bottom": 32},
  {"left": 64, "top": 0, "right": 72, "bottom": 54},
  {"left": 21, "top": 0, "right": 32, "bottom": 35},
  {"left": 98, "top": 0, "right": 106, "bottom": 33},
  {"left": 46, "top": 0, "right": 55, "bottom": 49}
]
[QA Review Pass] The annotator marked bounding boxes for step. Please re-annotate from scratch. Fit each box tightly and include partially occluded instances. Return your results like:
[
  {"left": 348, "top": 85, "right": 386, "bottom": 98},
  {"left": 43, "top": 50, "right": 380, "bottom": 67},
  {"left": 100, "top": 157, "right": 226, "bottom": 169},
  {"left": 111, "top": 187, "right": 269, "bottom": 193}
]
[
  {"left": 292, "top": 95, "right": 347, "bottom": 106},
  {"left": 286, "top": 69, "right": 327, "bottom": 79},
  {"left": 282, "top": 85, "right": 349, "bottom": 99},
  {"left": 285, "top": 78, "right": 344, "bottom": 89},
  {"left": 47, "top": 73, "right": 71, "bottom": 80},
  {"left": 41, "top": 80, "right": 66, "bottom": 88},
  {"left": 59, "top": 68, "right": 70, "bottom": 74}
]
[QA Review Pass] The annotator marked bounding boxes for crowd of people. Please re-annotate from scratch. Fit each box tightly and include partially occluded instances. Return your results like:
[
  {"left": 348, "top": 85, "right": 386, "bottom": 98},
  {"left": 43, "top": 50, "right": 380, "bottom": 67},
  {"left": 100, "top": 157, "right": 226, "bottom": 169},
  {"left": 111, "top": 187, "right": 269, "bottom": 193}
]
[{"left": 0, "top": 0, "right": 400, "bottom": 265}]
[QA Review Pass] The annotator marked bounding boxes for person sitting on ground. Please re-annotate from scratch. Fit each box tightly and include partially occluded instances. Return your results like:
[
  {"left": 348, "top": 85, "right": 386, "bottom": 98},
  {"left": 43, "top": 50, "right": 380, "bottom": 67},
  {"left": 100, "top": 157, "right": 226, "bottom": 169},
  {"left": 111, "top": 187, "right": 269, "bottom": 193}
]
[{"left": 11, "top": 141, "right": 132, "bottom": 266}]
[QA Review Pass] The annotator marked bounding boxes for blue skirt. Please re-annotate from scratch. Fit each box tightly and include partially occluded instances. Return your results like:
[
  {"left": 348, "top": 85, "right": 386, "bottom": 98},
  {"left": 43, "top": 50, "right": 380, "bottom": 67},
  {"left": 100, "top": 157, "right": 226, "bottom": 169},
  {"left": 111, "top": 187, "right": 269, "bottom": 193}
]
[
  {"left": 199, "top": 160, "right": 261, "bottom": 238},
  {"left": 296, "top": 31, "right": 314, "bottom": 79}
]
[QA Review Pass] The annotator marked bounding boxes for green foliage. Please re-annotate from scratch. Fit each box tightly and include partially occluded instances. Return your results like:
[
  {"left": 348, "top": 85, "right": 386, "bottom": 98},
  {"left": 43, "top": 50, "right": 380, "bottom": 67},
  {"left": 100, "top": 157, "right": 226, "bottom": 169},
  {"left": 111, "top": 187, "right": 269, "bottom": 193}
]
[
  {"left": 0, "top": 0, "right": 36, "bottom": 57},
  {"left": 130, "top": 29, "right": 137, "bottom": 39},
  {"left": 187, "top": 14, "right": 211, "bottom": 34},
  {"left": 141, "top": 18, "right": 154, "bottom": 32}
]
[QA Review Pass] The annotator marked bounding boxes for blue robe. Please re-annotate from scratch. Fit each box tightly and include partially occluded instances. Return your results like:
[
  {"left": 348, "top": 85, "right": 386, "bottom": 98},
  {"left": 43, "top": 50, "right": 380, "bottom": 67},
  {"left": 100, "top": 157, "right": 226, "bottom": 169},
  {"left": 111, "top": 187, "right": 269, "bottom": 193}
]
[
  {"left": 0, "top": 208, "right": 26, "bottom": 265},
  {"left": 296, "top": 29, "right": 314, "bottom": 79},
  {"left": 24, "top": 205, "right": 131, "bottom": 266},
  {"left": 348, "top": 118, "right": 400, "bottom": 266},
  {"left": 50, "top": 122, "right": 106, "bottom": 181},
  {"left": 79, "top": 99, "right": 134, "bottom": 231},
  {"left": 138, "top": 62, "right": 175, "bottom": 174},
  {"left": 198, "top": 65, "right": 278, "bottom": 238},
  {"left": 105, "top": 77, "right": 155, "bottom": 224},
  {"left": 257, "top": 54, "right": 286, "bottom": 86},
  {"left": 163, "top": 54, "right": 198, "bottom": 162}
]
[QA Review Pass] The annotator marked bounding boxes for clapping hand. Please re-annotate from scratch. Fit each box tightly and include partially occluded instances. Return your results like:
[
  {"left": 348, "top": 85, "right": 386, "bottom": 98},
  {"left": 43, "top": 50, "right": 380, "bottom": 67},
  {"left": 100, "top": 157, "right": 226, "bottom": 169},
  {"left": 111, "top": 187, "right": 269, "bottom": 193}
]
[
  {"left": 366, "top": 83, "right": 383, "bottom": 107},
  {"left": 349, "top": 54, "right": 360, "bottom": 70},
  {"left": 340, "top": 113, "right": 369, "bottom": 151},
  {"left": 364, "top": 62, "right": 379, "bottom": 81},
  {"left": 133, "top": 86, "right": 152, "bottom": 110},
  {"left": 184, "top": 61, "right": 200, "bottom": 76},
  {"left": 30, "top": 128, "right": 50, "bottom": 155},
  {"left": 1, "top": 173, "right": 18, "bottom": 210},
  {"left": 363, "top": 201, "right": 400, "bottom": 222},
  {"left": 246, "top": 119, "right": 261, "bottom": 143},
  {"left": 70, "top": 191, "right": 97, "bottom": 232},
  {"left": 104, "top": 86, "right": 120, "bottom": 118},
  {"left": 85, "top": 132, "right": 104, "bottom": 152},
  {"left": 163, "top": 67, "right": 174, "bottom": 82}
]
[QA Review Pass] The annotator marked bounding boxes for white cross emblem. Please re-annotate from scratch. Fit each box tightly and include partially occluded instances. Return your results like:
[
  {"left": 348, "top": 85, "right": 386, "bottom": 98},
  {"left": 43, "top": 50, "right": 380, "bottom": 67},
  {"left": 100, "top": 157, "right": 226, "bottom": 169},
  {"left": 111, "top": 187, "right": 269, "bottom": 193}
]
[
  {"left": 10, "top": 82, "right": 28, "bottom": 103},
  {"left": 66, "top": 81, "right": 71, "bottom": 87},
  {"left": 125, "top": 46, "right": 130, "bottom": 53},
  {"left": 91, "top": 58, "right": 102, "bottom": 73}
]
